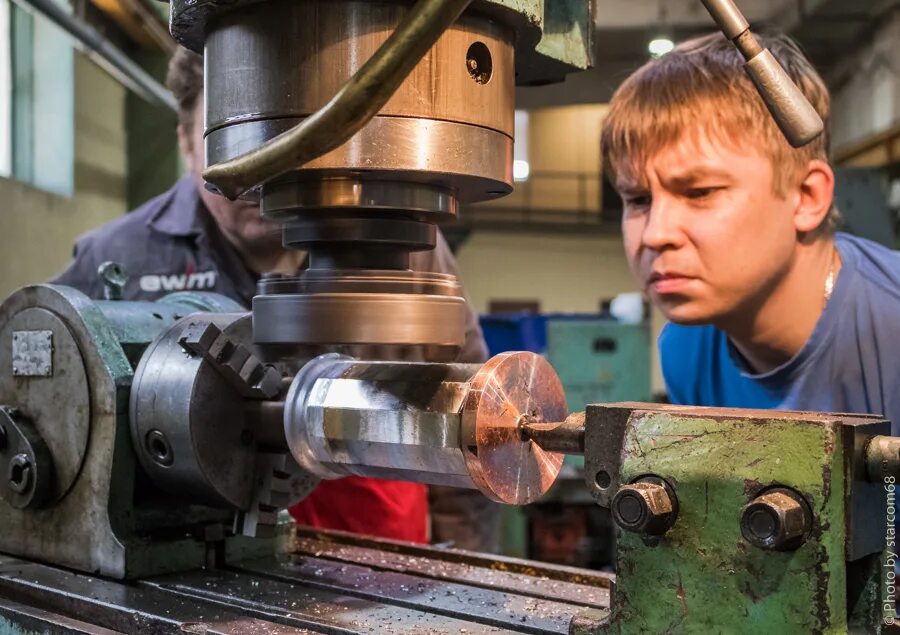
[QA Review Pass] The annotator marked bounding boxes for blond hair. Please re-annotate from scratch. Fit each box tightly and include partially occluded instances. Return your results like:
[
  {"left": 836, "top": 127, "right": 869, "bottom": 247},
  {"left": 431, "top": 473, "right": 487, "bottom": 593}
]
[{"left": 602, "top": 32, "right": 840, "bottom": 233}]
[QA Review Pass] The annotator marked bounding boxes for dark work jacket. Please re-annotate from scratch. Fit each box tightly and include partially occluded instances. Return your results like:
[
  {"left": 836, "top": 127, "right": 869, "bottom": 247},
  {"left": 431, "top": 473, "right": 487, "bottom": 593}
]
[{"left": 53, "top": 175, "right": 498, "bottom": 551}]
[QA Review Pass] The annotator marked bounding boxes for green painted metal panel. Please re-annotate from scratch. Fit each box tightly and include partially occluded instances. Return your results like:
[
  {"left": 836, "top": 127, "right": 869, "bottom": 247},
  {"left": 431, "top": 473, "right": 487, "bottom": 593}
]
[{"left": 607, "top": 412, "right": 848, "bottom": 633}]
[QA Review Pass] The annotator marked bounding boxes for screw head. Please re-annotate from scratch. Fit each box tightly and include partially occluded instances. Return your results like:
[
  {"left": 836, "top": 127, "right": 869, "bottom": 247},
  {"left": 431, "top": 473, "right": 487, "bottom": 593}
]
[
  {"left": 8, "top": 453, "right": 33, "bottom": 494},
  {"left": 741, "top": 489, "right": 811, "bottom": 551},
  {"left": 612, "top": 480, "right": 677, "bottom": 536}
]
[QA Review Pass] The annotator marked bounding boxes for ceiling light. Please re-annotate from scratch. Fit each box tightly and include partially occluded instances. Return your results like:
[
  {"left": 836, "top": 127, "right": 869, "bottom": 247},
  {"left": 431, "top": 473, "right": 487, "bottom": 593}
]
[
  {"left": 649, "top": 37, "right": 675, "bottom": 58},
  {"left": 513, "top": 160, "right": 530, "bottom": 182}
]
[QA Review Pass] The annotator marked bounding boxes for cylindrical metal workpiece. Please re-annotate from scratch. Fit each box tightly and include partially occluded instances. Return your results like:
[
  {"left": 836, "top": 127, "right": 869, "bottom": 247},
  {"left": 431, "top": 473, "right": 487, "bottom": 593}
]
[
  {"left": 521, "top": 412, "right": 586, "bottom": 455},
  {"left": 284, "top": 351, "right": 568, "bottom": 504},
  {"left": 284, "top": 353, "right": 479, "bottom": 487}
]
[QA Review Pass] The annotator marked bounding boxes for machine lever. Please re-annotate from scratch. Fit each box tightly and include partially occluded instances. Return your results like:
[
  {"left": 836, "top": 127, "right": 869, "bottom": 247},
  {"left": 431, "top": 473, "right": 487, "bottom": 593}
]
[{"left": 701, "top": 0, "right": 824, "bottom": 147}]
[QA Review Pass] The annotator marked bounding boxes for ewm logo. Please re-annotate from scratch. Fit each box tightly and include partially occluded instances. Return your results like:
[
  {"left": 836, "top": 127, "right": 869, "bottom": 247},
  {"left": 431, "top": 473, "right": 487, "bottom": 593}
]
[{"left": 139, "top": 270, "right": 218, "bottom": 292}]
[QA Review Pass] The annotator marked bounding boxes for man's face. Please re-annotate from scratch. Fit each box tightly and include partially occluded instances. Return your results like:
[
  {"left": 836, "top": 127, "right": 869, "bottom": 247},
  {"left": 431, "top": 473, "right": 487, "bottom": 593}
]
[
  {"left": 618, "top": 129, "right": 799, "bottom": 326},
  {"left": 179, "top": 98, "right": 282, "bottom": 252}
]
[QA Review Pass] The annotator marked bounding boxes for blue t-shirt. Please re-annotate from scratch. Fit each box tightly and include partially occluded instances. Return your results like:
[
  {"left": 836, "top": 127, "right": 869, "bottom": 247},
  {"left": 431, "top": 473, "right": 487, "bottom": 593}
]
[{"left": 660, "top": 232, "right": 900, "bottom": 433}]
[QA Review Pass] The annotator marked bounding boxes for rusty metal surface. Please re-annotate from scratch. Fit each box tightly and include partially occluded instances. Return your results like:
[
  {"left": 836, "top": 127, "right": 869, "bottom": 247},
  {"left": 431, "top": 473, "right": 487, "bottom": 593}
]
[
  {"left": 462, "top": 352, "right": 568, "bottom": 505},
  {"left": 603, "top": 407, "right": 861, "bottom": 633},
  {"left": 0, "top": 525, "right": 611, "bottom": 634}
]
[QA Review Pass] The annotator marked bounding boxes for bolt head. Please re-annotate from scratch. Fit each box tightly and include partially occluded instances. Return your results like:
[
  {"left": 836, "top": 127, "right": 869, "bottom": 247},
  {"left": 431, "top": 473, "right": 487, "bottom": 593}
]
[
  {"left": 612, "top": 481, "right": 676, "bottom": 536},
  {"left": 741, "top": 490, "right": 810, "bottom": 551},
  {"left": 8, "top": 453, "right": 33, "bottom": 494}
]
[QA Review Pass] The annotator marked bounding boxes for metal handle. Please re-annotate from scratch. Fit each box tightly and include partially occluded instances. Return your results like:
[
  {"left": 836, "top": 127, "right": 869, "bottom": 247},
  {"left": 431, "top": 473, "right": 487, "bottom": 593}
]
[{"left": 701, "top": 0, "right": 824, "bottom": 147}]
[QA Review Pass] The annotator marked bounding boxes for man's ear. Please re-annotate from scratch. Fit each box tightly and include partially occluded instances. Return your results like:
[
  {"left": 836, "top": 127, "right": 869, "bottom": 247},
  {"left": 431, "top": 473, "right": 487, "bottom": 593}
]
[
  {"left": 176, "top": 123, "right": 196, "bottom": 173},
  {"left": 793, "top": 159, "right": 835, "bottom": 233}
]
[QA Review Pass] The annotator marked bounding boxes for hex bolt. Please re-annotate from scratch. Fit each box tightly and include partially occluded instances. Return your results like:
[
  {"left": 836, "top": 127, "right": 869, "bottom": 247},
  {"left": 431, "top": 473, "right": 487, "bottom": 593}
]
[
  {"left": 8, "top": 453, "right": 33, "bottom": 494},
  {"left": 611, "top": 480, "right": 677, "bottom": 536},
  {"left": 740, "top": 489, "right": 811, "bottom": 551}
]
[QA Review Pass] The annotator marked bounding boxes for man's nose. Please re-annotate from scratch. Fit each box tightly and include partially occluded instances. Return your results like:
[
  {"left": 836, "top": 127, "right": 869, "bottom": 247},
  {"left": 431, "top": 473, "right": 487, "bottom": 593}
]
[{"left": 641, "top": 196, "right": 685, "bottom": 252}]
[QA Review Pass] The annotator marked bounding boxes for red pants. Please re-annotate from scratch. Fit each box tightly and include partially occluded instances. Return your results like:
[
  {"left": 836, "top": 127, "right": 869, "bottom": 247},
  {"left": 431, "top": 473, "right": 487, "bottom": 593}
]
[{"left": 289, "top": 476, "right": 429, "bottom": 543}]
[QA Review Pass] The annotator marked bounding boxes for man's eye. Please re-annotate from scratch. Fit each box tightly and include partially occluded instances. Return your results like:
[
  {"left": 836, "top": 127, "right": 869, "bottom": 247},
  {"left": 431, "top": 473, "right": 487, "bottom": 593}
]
[
  {"left": 685, "top": 187, "right": 719, "bottom": 200},
  {"left": 625, "top": 195, "right": 651, "bottom": 207}
]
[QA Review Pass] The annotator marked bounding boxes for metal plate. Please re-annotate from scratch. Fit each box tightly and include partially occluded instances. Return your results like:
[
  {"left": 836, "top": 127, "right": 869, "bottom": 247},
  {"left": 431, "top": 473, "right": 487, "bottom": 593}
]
[
  {"left": 11, "top": 330, "right": 53, "bottom": 377},
  {"left": 0, "top": 523, "right": 613, "bottom": 634},
  {"left": 1, "top": 308, "right": 90, "bottom": 503},
  {"left": 292, "top": 527, "right": 612, "bottom": 608},
  {"left": 462, "top": 352, "right": 568, "bottom": 505}
]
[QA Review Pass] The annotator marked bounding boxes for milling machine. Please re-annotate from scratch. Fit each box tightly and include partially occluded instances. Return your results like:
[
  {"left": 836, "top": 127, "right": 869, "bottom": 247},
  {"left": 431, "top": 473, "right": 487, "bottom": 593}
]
[{"left": 0, "top": 0, "right": 897, "bottom": 633}]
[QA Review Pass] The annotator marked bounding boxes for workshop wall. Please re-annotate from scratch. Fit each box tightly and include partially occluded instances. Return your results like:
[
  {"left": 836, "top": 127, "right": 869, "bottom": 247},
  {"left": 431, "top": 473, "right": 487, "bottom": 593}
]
[
  {"left": 0, "top": 54, "right": 127, "bottom": 298},
  {"left": 455, "top": 231, "right": 667, "bottom": 394},
  {"left": 456, "top": 232, "right": 632, "bottom": 313},
  {"left": 831, "top": 11, "right": 900, "bottom": 152},
  {"left": 476, "top": 103, "right": 608, "bottom": 213}
]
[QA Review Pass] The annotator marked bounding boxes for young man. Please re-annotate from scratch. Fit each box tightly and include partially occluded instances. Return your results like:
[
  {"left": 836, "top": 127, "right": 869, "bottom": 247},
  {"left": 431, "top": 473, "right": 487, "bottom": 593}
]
[
  {"left": 602, "top": 33, "right": 900, "bottom": 431},
  {"left": 53, "top": 47, "right": 498, "bottom": 550}
]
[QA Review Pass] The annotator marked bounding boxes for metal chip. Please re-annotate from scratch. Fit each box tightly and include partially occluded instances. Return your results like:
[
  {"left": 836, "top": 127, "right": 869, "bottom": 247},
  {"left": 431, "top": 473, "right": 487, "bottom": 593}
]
[{"left": 12, "top": 330, "right": 53, "bottom": 377}]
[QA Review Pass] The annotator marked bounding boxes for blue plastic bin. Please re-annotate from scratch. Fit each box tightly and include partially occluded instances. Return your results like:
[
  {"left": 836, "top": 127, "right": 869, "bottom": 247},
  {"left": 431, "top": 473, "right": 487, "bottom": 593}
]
[
  {"left": 480, "top": 313, "right": 606, "bottom": 355},
  {"left": 479, "top": 314, "right": 548, "bottom": 355}
]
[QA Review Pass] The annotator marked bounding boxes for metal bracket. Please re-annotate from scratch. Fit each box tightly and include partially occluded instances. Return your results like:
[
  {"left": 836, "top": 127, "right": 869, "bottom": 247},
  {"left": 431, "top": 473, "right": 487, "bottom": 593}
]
[
  {"left": 0, "top": 406, "right": 53, "bottom": 509},
  {"left": 583, "top": 403, "right": 635, "bottom": 508}
]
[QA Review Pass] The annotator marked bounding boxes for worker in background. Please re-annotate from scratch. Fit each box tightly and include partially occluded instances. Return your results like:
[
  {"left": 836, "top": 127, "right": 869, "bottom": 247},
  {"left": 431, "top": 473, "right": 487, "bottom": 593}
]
[
  {"left": 53, "top": 47, "right": 499, "bottom": 551},
  {"left": 602, "top": 33, "right": 900, "bottom": 429}
]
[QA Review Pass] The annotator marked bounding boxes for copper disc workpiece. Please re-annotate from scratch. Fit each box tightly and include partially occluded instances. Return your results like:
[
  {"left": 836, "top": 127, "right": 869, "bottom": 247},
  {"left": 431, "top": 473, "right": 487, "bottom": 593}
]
[{"left": 462, "top": 352, "right": 568, "bottom": 505}]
